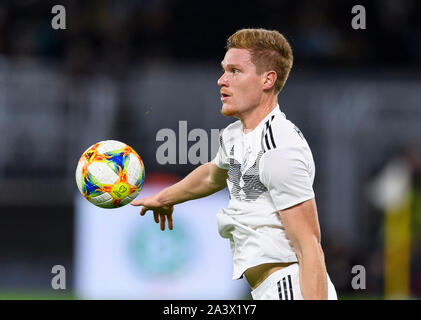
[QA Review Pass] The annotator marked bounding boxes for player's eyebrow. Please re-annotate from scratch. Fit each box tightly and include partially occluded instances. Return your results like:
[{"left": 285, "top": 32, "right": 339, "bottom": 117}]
[{"left": 220, "top": 62, "right": 241, "bottom": 70}]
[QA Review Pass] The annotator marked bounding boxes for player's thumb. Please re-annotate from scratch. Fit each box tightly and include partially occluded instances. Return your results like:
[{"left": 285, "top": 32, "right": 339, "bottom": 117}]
[{"left": 130, "top": 198, "right": 145, "bottom": 206}]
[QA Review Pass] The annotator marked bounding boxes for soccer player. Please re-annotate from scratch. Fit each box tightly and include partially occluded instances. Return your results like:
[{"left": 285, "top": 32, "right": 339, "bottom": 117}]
[{"left": 131, "top": 28, "right": 337, "bottom": 300}]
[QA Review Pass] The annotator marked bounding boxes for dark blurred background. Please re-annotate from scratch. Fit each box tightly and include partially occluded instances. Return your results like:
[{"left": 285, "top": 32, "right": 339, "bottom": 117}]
[{"left": 0, "top": 0, "right": 420, "bottom": 299}]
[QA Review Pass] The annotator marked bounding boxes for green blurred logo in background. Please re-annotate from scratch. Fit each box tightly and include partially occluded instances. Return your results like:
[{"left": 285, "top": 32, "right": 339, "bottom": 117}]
[{"left": 127, "top": 218, "right": 194, "bottom": 278}]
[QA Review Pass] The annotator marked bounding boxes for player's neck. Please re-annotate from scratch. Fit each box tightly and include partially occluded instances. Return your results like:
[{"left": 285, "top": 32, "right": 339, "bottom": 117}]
[{"left": 241, "top": 96, "right": 278, "bottom": 133}]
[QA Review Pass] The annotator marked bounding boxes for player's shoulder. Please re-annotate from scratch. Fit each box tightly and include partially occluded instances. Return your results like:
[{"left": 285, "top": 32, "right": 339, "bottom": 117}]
[
  {"left": 220, "top": 120, "right": 242, "bottom": 142},
  {"left": 224, "top": 120, "right": 242, "bottom": 134},
  {"left": 261, "top": 108, "right": 308, "bottom": 153}
]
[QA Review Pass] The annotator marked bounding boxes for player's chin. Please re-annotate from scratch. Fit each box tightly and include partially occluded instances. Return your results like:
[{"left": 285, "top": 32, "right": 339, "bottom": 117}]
[{"left": 220, "top": 103, "right": 237, "bottom": 117}]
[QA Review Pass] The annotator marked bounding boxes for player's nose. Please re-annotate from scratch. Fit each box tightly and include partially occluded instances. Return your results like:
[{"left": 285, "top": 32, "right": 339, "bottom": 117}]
[{"left": 217, "top": 72, "right": 228, "bottom": 87}]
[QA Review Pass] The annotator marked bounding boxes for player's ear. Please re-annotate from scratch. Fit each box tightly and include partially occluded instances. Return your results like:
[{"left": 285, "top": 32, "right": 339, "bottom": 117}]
[{"left": 262, "top": 70, "right": 277, "bottom": 91}]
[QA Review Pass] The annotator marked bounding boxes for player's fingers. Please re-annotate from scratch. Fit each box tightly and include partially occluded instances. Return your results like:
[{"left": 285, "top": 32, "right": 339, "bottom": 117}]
[
  {"left": 160, "top": 214, "right": 166, "bottom": 231},
  {"left": 167, "top": 215, "right": 173, "bottom": 230},
  {"left": 130, "top": 199, "right": 144, "bottom": 206},
  {"left": 140, "top": 206, "right": 149, "bottom": 216},
  {"left": 153, "top": 212, "right": 159, "bottom": 224}
]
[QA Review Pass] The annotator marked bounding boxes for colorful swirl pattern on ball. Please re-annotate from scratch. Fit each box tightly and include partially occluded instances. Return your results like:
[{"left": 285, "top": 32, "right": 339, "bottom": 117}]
[{"left": 79, "top": 142, "right": 145, "bottom": 207}]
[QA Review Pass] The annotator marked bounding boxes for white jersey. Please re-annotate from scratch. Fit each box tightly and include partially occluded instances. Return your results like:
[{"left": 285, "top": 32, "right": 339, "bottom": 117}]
[{"left": 213, "top": 105, "right": 316, "bottom": 280}]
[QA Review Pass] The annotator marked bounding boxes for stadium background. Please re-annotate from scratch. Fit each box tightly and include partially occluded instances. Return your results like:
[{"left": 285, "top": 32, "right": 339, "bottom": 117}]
[{"left": 0, "top": 0, "right": 420, "bottom": 299}]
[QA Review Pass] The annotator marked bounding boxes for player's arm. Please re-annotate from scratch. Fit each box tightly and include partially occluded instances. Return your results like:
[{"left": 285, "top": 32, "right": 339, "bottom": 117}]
[
  {"left": 151, "top": 161, "right": 228, "bottom": 205},
  {"left": 131, "top": 162, "right": 228, "bottom": 230},
  {"left": 277, "top": 198, "right": 328, "bottom": 299},
  {"left": 259, "top": 126, "right": 327, "bottom": 299}
]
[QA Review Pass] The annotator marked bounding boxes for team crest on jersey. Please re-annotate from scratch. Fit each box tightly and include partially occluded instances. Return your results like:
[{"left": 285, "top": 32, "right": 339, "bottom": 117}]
[{"left": 228, "top": 146, "right": 267, "bottom": 202}]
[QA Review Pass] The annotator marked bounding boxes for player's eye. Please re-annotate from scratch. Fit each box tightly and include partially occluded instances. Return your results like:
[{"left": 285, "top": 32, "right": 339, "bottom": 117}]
[{"left": 232, "top": 68, "right": 240, "bottom": 74}]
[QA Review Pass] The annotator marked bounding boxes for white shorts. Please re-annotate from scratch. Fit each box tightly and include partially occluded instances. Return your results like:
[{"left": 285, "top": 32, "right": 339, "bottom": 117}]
[{"left": 250, "top": 263, "right": 338, "bottom": 300}]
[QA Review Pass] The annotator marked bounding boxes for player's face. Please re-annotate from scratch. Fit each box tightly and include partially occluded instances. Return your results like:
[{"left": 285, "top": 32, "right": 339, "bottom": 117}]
[{"left": 218, "top": 48, "right": 265, "bottom": 117}]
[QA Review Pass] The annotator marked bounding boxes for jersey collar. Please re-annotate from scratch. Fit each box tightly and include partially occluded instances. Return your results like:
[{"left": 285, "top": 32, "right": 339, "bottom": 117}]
[
  {"left": 241, "top": 104, "right": 282, "bottom": 135},
  {"left": 255, "top": 104, "right": 282, "bottom": 130}
]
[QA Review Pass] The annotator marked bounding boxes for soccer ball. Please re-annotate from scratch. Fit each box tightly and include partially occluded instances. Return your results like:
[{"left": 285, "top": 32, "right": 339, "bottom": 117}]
[{"left": 75, "top": 140, "right": 145, "bottom": 208}]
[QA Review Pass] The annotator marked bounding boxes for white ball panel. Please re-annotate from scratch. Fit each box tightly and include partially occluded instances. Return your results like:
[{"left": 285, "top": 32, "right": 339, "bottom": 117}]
[
  {"left": 88, "top": 161, "right": 119, "bottom": 184},
  {"left": 97, "top": 140, "right": 126, "bottom": 154},
  {"left": 120, "top": 189, "right": 141, "bottom": 206},
  {"left": 120, "top": 197, "right": 133, "bottom": 206},
  {"left": 90, "top": 192, "right": 114, "bottom": 208},
  {"left": 126, "top": 153, "right": 142, "bottom": 185}
]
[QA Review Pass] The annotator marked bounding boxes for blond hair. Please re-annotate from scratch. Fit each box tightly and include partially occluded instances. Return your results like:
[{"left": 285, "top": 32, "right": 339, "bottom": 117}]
[{"left": 226, "top": 28, "right": 293, "bottom": 93}]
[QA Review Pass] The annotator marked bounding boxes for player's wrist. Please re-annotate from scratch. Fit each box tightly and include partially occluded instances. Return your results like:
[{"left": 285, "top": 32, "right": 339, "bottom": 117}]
[{"left": 156, "top": 188, "right": 176, "bottom": 207}]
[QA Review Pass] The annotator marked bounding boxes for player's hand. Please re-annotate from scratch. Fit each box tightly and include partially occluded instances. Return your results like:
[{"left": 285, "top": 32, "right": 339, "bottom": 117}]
[{"left": 130, "top": 195, "right": 174, "bottom": 231}]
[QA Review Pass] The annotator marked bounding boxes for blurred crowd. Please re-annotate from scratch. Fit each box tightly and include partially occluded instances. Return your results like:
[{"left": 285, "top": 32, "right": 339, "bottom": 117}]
[{"left": 0, "top": 0, "right": 420, "bottom": 75}]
